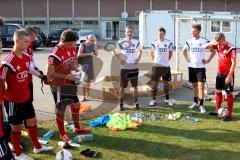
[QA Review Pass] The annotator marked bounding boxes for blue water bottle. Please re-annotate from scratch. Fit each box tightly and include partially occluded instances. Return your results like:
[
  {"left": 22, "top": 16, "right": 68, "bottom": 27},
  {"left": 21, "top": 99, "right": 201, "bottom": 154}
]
[{"left": 42, "top": 131, "right": 54, "bottom": 140}]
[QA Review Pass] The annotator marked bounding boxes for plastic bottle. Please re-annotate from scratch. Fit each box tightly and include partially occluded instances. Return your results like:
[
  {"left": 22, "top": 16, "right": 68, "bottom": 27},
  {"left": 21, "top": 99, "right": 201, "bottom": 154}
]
[
  {"left": 73, "top": 134, "right": 93, "bottom": 143},
  {"left": 42, "top": 131, "right": 54, "bottom": 140},
  {"left": 150, "top": 114, "right": 157, "bottom": 121}
]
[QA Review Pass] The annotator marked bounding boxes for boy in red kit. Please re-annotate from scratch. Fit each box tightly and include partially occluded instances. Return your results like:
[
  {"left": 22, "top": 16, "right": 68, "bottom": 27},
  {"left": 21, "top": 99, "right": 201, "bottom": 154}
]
[
  {"left": 47, "top": 29, "right": 90, "bottom": 143},
  {"left": 0, "top": 29, "right": 52, "bottom": 160},
  {"left": 205, "top": 32, "right": 237, "bottom": 121}
]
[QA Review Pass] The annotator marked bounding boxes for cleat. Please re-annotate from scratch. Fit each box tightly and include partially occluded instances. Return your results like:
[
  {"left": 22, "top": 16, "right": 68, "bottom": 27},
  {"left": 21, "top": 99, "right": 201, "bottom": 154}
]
[
  {"left": 149, "top": 99, "right": 156, "bottom": 106},
  {"left": 199, "top": 105, "right": 206, "bottom": 113},
  {"left": 15, "top": 153, "right": 33, "bottom": 160},
  {"left": 208, "top": 111, "right": 218, "bottom": 116},
  {"left": 189, "top": 103, "right": 198, "bottom": 109},
  {"left": 33, "top": 145, "right": 53, "bottom": 154},
  {"left": 164, "top": 99, "right": 174, "bottom": 106},
  {"left": 222, "top": 116, "right": 231, "bottom": 122}
]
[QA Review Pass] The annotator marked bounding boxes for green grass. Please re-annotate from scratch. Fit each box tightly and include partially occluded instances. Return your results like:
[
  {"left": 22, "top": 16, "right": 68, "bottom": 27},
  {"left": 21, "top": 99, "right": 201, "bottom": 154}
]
[{"left": 22, "top": 100, "right": 240, "bottom": 160}]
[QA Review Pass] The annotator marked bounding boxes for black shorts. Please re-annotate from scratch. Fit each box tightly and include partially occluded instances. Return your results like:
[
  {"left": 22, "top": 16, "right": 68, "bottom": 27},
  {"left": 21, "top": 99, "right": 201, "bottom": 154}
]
[
  {"left": 216, "top": 74, "right": 234, "bottom": 92},
  {"left": 188, "top": 67, "right": 206, "bottom": 83},
  {"left": 120, "top": 68, "right": 139, "bottom": 88},
  {"left": 51, "top": 85, "right": 79, "bottom": 107},
  {"left": 4, "top": 100, "right": 36, "bottom": 125},
  {"left": 28, "top": 82, "right": 33, "bottom": 102},
  {"left": 151, "top": 66, "right": 172, "bottom": 81},
  {"left": 0, "top": 138, "right": 13, "bottom": 160}
]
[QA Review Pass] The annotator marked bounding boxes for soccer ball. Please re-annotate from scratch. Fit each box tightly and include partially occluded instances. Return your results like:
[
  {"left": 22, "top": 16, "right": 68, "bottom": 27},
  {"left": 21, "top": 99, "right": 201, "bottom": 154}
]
[
  {"left": 217, "top": 108, "right": 228, "bottom": 118},
  {"left": 56, "top": 149, "right": 73, "bottom": 160}
]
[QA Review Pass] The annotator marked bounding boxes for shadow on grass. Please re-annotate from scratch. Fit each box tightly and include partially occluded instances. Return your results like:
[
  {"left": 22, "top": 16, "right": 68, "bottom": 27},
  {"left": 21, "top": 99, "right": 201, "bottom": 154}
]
[
  {"left": 87, "top": 134, "right": 240, "bottom": 160},
  {"left": 139, "top": 124, "right": 240, "bottom": 143}
]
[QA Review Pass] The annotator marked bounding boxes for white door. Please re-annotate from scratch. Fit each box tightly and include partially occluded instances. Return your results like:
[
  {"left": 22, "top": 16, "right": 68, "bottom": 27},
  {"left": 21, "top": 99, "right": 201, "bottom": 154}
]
[{"left": 119, "top": 21, "right": 126, "bottom": 38}]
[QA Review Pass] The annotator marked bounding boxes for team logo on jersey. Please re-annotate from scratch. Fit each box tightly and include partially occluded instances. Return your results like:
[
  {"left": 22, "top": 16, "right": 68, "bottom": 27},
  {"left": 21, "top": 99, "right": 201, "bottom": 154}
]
[
  {"left": 17, "top": 70, "right": 28, "bottom": 80},
  {"left": 199, "top": 43, "right": 202, "bottom": 46},
  {"left": 164, "top": 44, "right": 167, "bottom": 47}
]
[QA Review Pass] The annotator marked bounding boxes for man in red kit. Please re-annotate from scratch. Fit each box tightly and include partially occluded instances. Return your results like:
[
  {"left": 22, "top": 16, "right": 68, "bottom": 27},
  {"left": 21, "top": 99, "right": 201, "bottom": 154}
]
[
  {"left": 0, "top": 29, "right": 52, "bottom": 160},
  {"left": 47, "top": 29, "right": 90, "bottom": 143},
  {"left": 205, "top": 32, "right": 237, "bottom": 121},
  {"left": 24, "top": 27, "right": 46, "bottom": 102}
]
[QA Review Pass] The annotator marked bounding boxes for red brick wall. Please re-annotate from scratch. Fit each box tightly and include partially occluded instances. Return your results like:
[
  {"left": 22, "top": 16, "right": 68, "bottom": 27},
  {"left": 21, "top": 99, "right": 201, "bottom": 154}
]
[
  {"left": 75, "top": 0, "right": 98, "bottom": 17},
  {"left": 49, "top": 0, "right": 72, "bottom": 17},
  {"left": 178, "top": 0, "right": 200, "bottom": 11},
  {"left": 152, "top": 0, "right": 176, "bottom": 10},
  {"left": 24, "top": 0, "right": 47, "bottom": 17},
  {"left": 0, "top": 0, "right": 21, "bottom": 17},
  {"left": 126, "top": 0, "right": 149, "bottom": 17},
  {"left": 101, "top": 0, "right": 124, "bottom": 17}
]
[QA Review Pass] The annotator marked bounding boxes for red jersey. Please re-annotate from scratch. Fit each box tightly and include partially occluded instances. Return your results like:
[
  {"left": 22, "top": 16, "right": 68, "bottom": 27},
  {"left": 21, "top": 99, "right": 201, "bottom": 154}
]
[
  {"left": 48, "top": 45, "right": 78, "bottom": 87},
  {"left": 0, "top": 51, "right": 31, "bottom": 103},
  {"left": 212, "top": 42, "right": 237, "bottom": 76},
  {"left": 26, "top": 44, "right": 34, "bottom": 82}
]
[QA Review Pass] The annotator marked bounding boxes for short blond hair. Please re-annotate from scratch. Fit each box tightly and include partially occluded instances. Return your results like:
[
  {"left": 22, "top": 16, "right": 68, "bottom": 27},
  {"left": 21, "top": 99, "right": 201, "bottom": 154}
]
[
  {"left": 215, "top": 32, "right": 225, "bottom": 42},
  {"left": 13, "top": 29, "right": 29, "bottom": 41}
]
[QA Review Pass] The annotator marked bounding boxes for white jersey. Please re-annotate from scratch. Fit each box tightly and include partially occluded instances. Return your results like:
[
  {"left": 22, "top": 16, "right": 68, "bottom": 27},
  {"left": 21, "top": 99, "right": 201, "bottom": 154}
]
[
  {"left": 183, "top": 37, "right": 209, "bottom": 68},
  {"left": 150, "top": 39, "right": 173, "bottom": 67},
  {"left": 117, "top": 38, "right": 142, "bottom": 69}
]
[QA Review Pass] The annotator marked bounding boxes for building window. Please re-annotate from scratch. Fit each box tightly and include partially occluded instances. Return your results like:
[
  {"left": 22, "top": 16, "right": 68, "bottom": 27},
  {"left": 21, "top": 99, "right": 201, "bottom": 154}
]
[
  {"left": 211, "top": 21, "right": 231, "bottom": 33},
  {"left": 83, "top": 21, "right": 98, "bottom": 25},
  {"left": 222, "top": 21, "right": 231, "bottom": 32},
  {"left": 25, "top": 21, "right": 45, "bottom": 25},
  {"left": 211, "top": 21, "right": 220, "bottom": 32}
]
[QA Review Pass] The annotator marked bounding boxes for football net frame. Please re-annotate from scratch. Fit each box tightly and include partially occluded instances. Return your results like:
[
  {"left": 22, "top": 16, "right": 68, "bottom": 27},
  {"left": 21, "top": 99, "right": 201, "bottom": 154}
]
[{"left": 175, "top": 16, "right": 240, "bottom": 94}]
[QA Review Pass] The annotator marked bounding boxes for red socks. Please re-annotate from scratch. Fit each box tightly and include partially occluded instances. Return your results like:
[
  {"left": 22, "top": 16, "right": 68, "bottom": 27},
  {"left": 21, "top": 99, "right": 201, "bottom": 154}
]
[
  {"left": 227, "top": 94, "right": 234, "bottom": 118},
  {"left": 56, "top": 111, "right": 66, "bottom": 137},
  {"left": 26, "top": 126, "right": 42, "bottom": 149},
  {"left": 11, "top": 131, "right": 22, "bottom": 156},
  {"left": 215, "top": 92, "right": 222, "bottom": 112},
  {"left": 70, "top": 104, "right": 80, "bottom": 129}
]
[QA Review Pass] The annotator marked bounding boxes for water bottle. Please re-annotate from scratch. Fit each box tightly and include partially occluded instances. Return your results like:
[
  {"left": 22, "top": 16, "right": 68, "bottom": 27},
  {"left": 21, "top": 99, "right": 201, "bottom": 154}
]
[
  {"left": 191, "top": 117, "right": 199, "bottom": 122},
  {"left": 42, "top": 131, "right": 54, "bottom": 140},
  {"left": 150, "top": 114, "right": 157, "bottom": 121},
  {"left": 73, "top": 134, "right": 93, "bottom": 143}
]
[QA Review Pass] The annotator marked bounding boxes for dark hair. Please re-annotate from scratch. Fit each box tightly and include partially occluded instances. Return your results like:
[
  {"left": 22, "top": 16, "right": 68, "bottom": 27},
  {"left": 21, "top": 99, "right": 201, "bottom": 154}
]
[
  {"left": 25, "top": 26, "right": 37, "bottom": 34},
  {"left": 158, "top": 27, "right": 166, "bottom": 33},
  {"left": 0, "top": 17, "right": 5, "bottom": 27},
  {"left": 192, "top": 24, "right": 201, "bottom": 31},
  {"left": 60, "top": 29, "right": 79, "bottom": 42},
  {"left": 125, "top": 25, "right": 134, "bottom": 30}
]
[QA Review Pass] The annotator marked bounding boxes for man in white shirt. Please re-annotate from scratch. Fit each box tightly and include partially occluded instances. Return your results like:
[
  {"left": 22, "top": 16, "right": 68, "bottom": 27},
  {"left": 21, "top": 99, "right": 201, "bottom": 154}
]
[
  {"left": 182, "top": 24, "right": 215, "bottom": 113},
  {"left": 113, "top": 26, "right": 142, "bottom": 111},
  {"left": 149, "top": 27, "right": 173, "bottom": 106}
]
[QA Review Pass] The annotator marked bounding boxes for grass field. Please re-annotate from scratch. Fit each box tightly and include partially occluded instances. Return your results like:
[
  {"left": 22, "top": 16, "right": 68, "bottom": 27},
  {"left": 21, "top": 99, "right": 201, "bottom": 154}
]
[{"left": 22, "top": 100, "right": 240, "bottom": 160}]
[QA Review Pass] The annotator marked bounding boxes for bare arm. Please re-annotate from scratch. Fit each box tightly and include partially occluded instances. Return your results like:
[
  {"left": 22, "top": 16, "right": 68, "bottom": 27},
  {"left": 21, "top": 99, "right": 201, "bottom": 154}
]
[
  {"left": 150, "top": 51, "right": 154, "bottom": 61},
  {"left": 182, "top": 48, "right": 189, "bottom": 62},
  {"left": 93, "top": 45, "right": 99, "bottom": 56},
  {"left": 169, "top": 51, "right": 173, "bottom": 60}
]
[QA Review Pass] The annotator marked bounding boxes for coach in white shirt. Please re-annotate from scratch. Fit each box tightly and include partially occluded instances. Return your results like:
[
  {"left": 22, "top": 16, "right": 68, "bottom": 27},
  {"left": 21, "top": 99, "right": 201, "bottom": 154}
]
[
  {"left": 149, "top": 27, "right": 174, "bottom": 106},
  {"left": 113, "top": 26, "right": 142, "bottom": 111},
  {"left": 182, "top": 24, "right": 215, "bottom": 113}
]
